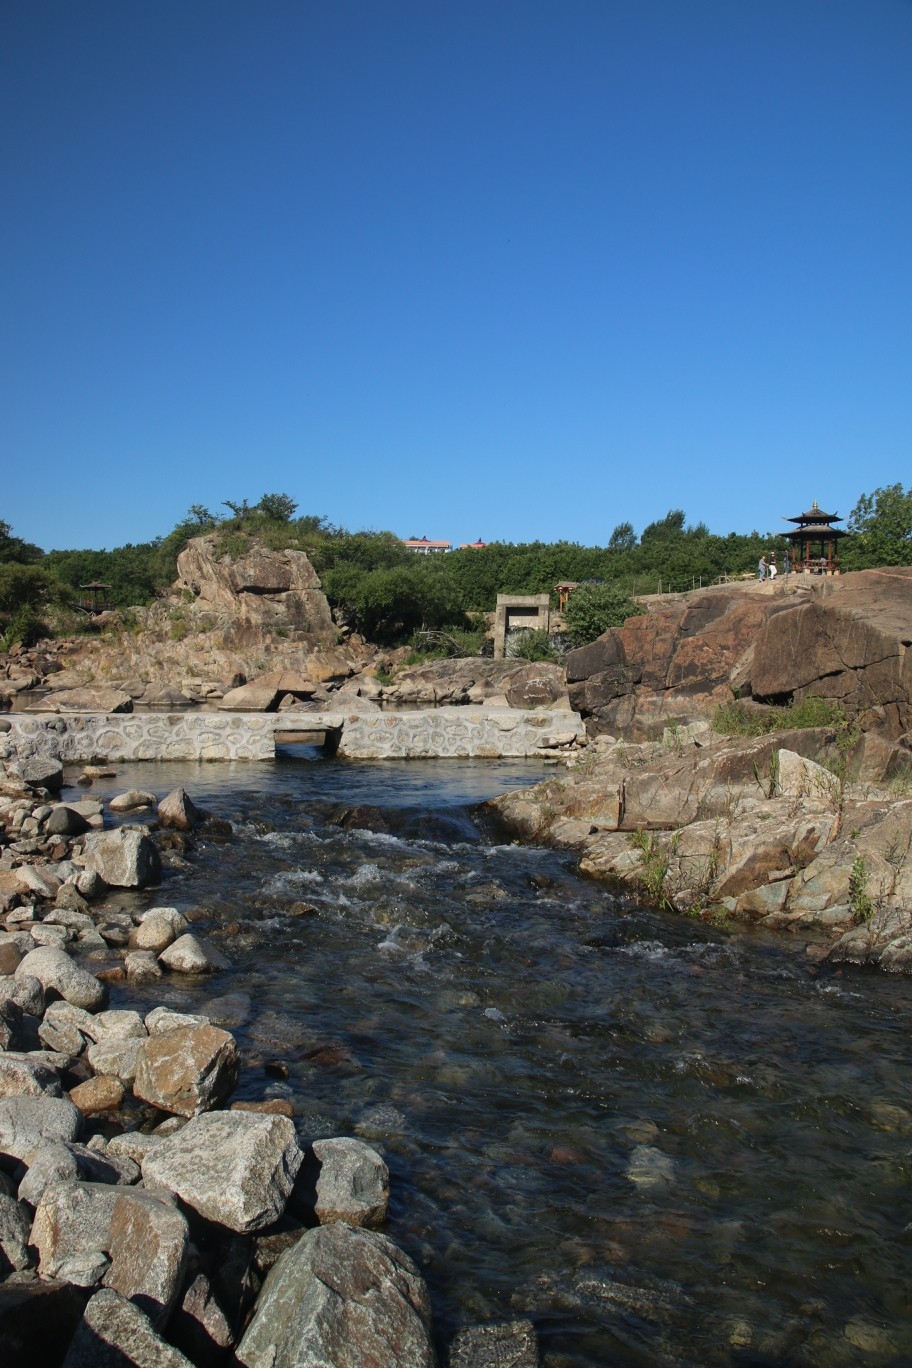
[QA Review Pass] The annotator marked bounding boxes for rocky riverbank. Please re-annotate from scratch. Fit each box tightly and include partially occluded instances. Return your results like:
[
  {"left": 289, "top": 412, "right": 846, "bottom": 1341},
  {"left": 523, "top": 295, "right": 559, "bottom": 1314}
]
[
  {"left": 0, "top": 761, "right": 542, "bottom": 1365},
  {"left": 485, "top": 723, "right": 912, "bottom": 973}
]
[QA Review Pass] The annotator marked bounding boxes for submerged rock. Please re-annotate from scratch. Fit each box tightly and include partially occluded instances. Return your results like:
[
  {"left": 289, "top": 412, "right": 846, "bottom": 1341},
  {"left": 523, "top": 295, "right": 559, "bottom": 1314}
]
[{"left": 448, "top": 1319, "right": 540, "bottom": 1367}]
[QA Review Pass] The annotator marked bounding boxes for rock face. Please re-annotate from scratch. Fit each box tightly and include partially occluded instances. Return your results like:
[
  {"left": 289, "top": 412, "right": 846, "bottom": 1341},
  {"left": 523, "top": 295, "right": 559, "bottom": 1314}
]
[
  {"left": 236, "top": 1222, "right": 436, "bottom": 1368},
  {"left": 32, "top": 1182, "right": 189, "bottom": 1326},
  {"left": 141, "top": 1111, "right": 302, "bottom": 1233},
  {"left": 84, "top": 828, "right": 161, "bottom": 889},
  {"left": 566, "top": 569, "right": 912, "bottom": 742},
  {"left": 175, "top": 535, "right": 335, "bottom": 647},
  {"left": 62, "top": 1288, "right": 194, "bottom": 1368},
  {"left": 133, "top": 1024, "right": 240, "bottom": 1117}
]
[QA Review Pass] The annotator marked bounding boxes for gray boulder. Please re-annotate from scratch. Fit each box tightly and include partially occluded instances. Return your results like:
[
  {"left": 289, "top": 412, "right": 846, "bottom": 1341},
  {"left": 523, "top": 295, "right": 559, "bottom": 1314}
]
[
  {"left": 0, "top": 1095, "right": 81, "bottom": 1159},
  {"left": 19, "top": 1142, "right": 139, "bottom": 1207},
  {"left": 86, "top": 1038, "right": 142, "bottom": 1085},
  {"left": 0, "top": 1052, "right": 62, "bottom": 1099},
  {"left": 47, "top": 806, "right": 90, "bottom": 837},
  {"left": 142, "top": 1111, "right": 302, "bottom": 1233},
  {"left": 85, "top": 1008, "right": 147, "bottom": 1042},
  {"left": 449, "top": 1320, "right": 540, "bottom": 1367},
  {"left": 0, "top": 1193, "right": 31, "bottom": 1272},
  {"left": 62, "top": 1288, "right": 193, "bottom": 1367},
  {"left": 84, "top": 828, "right": 161, "bottom": 889},
  {"left": 168, "top": 1271, "right": 235, "bottom": 1367},
  {"left": 0, "top": 999, "right": 24, "bottom": 1051},
  {"left": 16, "top": 946, "right": 106, "bottom": 1011},
  {"left": 158, "top": 933, "right": 228, "bottom": 974},
  {"left": 109, "top": 789, "right": 157, "bottom": 813},
  {"left": 158, "top": 787, "right": 203, "bottom": 831},
  {"left": 291, "top": 1136, "right": 389, "bottom": 1228},
  {"left": 236, "top": 1222, "right": 436, "bottom": 1368},
  {"left": 32, "top": 1182, "right": 189, "bottom": 1327},
  {"left": 0, "top": 973, "right": 44, "bottom": 1016},
  {"left": 21, "top": 757, "right": 64, "bottom": 790}
]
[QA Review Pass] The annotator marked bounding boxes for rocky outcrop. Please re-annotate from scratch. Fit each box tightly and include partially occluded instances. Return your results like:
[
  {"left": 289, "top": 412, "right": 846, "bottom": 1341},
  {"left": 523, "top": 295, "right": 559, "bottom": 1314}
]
[
  {"left": 379, "top": 657, "right": 570, "bottom": 709},
  {"left": 486, "top": 723, "right": 912, "bottom": 970},
  {"left": 566, "top": 569, "right": 912, "bottom": 742},
  {"left": 174, "top": 534, "right": 335, "bottom": 648}
]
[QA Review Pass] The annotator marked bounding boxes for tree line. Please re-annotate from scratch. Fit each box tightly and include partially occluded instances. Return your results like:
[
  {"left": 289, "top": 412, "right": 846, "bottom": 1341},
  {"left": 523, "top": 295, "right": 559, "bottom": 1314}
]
[{"left": 1, "top": 483, "right": 910, "bottom": 649}]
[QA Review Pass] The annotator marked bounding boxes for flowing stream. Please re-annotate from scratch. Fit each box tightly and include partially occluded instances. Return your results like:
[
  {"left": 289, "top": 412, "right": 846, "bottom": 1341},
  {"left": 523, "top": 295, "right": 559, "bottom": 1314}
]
[{"left": 84, "top": 750, "right": 912, "bottom": 1367}]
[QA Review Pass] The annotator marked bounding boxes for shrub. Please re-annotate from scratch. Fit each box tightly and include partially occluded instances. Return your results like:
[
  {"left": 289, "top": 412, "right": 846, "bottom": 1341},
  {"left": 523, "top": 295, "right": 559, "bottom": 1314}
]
[
  {"left": 505, "top": 628, "right": 561, "bottom": 662},
  {"left": 564, "top": 582, "right": 639, "bottom": 646},
  {"left": 849, "top": 855, "right": 875, "bottom": 923}
]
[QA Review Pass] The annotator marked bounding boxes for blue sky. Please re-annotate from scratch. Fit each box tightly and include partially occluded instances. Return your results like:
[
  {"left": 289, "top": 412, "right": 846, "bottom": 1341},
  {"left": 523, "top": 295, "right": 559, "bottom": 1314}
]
[{"left": 2, "top": 1, "right": 911, "bottom": 551}]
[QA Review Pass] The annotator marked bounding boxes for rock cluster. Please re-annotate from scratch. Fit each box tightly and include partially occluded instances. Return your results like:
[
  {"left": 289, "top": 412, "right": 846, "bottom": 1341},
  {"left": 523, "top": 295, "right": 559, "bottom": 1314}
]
[
  {"left": 566, "top": 568, "right": 912, "bottom": 743},
  {"left": 0, "top": 905, "right": 441, "bottom": 1365},
  {"left": 487, "top": 724, "right": 912, "bottom": 971}
]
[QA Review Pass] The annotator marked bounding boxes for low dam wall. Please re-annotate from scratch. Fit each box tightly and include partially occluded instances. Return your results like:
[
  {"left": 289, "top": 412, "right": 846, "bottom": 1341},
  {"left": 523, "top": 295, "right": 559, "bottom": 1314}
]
[{"left": 0, "top": 707, "right": 585, "bottom": 764}]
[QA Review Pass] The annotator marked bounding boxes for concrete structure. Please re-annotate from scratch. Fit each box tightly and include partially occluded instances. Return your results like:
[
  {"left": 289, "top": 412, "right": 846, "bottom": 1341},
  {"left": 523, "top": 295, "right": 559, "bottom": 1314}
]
[
  {"left": 493, "top": 594, "right": 550, "bottom": 659},
  {"left": 1, "top": 707, "right": 584, "bottom": 764}
]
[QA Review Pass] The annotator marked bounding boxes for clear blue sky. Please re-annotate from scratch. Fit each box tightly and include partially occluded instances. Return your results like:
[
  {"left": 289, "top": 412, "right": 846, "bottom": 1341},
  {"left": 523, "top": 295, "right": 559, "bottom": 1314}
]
[{"left": 2, "top": 1, "right": 911, "bottom": 552}]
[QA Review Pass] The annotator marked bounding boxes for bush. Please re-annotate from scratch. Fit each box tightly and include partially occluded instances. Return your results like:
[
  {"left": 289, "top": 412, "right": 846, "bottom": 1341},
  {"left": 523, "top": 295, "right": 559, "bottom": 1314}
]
[
  {"left": 564, "top": 582, "right": 639, "bottom": 646},
  {"left": 505, "top": 628, "right": 561, "bottom": 662},
  {"left": 714, "top": 695, "right": 847, "bottom": 737}
]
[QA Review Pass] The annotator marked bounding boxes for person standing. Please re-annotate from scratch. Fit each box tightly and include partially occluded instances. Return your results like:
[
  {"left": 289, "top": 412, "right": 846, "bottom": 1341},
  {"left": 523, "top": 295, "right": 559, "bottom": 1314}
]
[
  {"left": 758, "top": 555, "right": 767, "bottom": 582},
  {"left": 783, "top": 549, "right": 791, "bottom": 576},
  {"left": 769, "top": 553, "right": 778, "bottom": 581}
]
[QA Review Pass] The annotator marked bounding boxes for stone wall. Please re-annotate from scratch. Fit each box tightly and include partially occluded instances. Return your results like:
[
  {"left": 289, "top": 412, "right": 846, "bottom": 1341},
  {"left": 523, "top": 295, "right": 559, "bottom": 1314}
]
[
  {"left": 334, "top": 707, "right": 584, "bottom": 758},
  {"left": 1, "top": 707, "right": 585, "bottom": 764},
  {"left": 2, "top": 712, "right": 275, "bottom": 763}
]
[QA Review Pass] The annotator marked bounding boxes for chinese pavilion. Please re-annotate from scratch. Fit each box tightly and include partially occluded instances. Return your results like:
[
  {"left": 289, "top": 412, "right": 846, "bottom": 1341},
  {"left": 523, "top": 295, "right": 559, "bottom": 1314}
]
[{"left": 782, "top": 501, "right": 846, "bottom": 574}]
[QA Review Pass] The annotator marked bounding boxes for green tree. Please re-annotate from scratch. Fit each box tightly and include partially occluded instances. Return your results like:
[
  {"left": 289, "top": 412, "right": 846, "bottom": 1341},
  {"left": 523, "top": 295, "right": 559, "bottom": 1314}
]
[
  {"left": 0, "top": 519, "right": 44, "bottom": 565},
  {"left": 844, "top": 483, "right": 912, "bottom": 568},
  {"left": 609, "top": 521, "right": 636, "bottom": 550},
  {"left": 564, "top": 581, "right": 639, "bottom": 646},
  {"left": 257, "top": 493, "right": 299, "bottom": 522}
]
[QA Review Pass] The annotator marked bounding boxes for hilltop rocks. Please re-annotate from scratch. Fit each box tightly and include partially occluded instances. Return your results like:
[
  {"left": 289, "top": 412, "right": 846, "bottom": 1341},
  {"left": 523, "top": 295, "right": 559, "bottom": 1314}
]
[
  {"left": 566, "top": 569, "right": 912, "bottom": 742},
  {"left": 141, "top": 1111, "right": 302, "bottom": 1233},
  {"left": 236, "top": 1223, "right": 436, "bottom": 1368},
  {"left": 175, "top": 535, "right": 335, "bottom": 646}
]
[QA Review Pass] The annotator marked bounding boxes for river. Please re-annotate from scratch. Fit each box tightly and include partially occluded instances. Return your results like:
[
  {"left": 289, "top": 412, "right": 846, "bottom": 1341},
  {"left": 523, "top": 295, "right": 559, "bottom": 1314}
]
[{"left": 82, "top": 749, "right": 912, "bottom": 1367}]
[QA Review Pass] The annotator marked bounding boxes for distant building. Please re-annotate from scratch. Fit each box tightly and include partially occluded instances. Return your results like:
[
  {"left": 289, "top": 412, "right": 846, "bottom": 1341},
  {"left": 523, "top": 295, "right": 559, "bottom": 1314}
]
[
  {"left": 458, "top": 538, "right": 487, "bottom": 550},
  {"left": 402, "top": 536, "right": 451, "bottom": 555}
]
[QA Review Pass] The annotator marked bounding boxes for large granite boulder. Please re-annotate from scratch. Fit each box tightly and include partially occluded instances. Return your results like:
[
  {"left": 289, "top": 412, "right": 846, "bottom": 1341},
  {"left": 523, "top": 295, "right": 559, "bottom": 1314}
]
[
  {"left": 218, "top": 683, "right": 280, "bottom": 712},
  {"left": 32, "top": 1182, "right": 189, "bottom": 1326},
  {"left": 236, "top": 1223, "right": 436, "bottom": 1368},
  {"left": 0, "top": 1052, "right": 62, "bottom": 1099},
  {"left": 0, "top": 1095, "right": 80, "bottom": 1159},
  {"left": 84, "top": 828, "right": 161, "bottom": 889},
  {"left": 141, "top": 1111, "right": 302, "bottom": 1233},
  {"left": 18, "top": 1141, "right": 138, "bottom": 1206},
  {"left": 133, "top": 1023, "right": 239, "bottom": 1117},
  {"left": 15, "top": 952, "right": 105, "bottom": 1017},
  {"left": 157, "top": 787, "right": 203, "bottom": 831},
  {"left": 16, "top": 946, "right": 106, "bottom": 1011}
]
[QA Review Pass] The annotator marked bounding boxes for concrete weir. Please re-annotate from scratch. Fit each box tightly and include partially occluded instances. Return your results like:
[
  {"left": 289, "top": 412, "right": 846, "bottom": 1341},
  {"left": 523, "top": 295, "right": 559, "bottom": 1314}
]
[{"left": 1, "top": 707, "right": 585, "bottom": 764}]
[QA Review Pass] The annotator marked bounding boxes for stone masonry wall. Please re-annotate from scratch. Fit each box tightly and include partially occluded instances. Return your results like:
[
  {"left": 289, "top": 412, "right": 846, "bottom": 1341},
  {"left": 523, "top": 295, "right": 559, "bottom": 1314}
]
[{"left": 1, "top": 707, "right": 585, "bottom": 764}]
